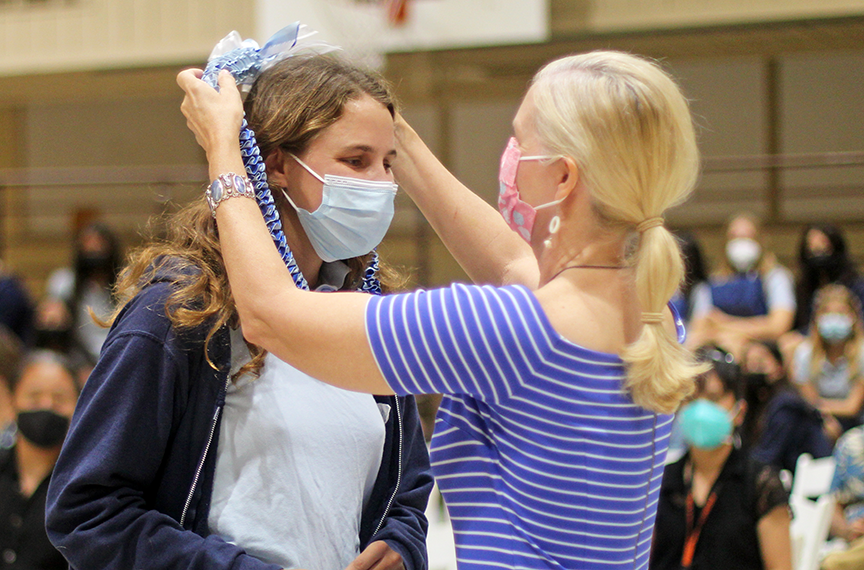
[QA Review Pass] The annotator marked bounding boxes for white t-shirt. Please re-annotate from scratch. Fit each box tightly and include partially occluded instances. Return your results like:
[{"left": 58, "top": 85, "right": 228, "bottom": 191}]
[
  {"left": 793, "top": 339, "right": 864, "bottom": 399},
  {"left": 209, "top": 262, "right": 386, "bottom": 570}
]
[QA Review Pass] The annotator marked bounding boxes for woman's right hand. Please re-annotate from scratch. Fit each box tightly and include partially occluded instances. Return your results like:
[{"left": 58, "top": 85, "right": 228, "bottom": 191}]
[{"left": 176, "top": 68, "right": 244, "bottom": 161}]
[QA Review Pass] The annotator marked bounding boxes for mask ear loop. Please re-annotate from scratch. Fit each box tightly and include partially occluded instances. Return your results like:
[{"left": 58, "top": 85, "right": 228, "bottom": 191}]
[
  {"left": 518, "top": 151, "right": 564, "bottom": 248},
  {"left": 289, "top": 153, "right": 326, "bottom": 184},
  {"left": 281, "top": 189, "right": 302, "bottom": 212}
]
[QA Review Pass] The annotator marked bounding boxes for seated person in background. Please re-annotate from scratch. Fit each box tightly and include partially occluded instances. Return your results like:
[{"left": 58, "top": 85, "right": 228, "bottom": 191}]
[
  {"left": 0, "top": 350, "right": 79, "bottom": 570},
  {"left": 793, "top": 224, "right": 864, "bottom": 335},
  {"left": 36, "top": 222, "right": 122, "bottom": 365},
  {"left": 820, "top": 425, "right": 864, "bottom": 570},
  {"left": 651, "top": 345, "right": 792, "bottom": 570},
  {"left": 793, "top": 284, "right": 864, "bottom": 433},
  {"left": 741, "top": 339, "right": 833, "bottom": 473},
  {"left": 741, "top": 341, "right": 839, "bottom": 473},
  {"left": 780, "top": 224, "right": 864, "bottom": 365},
  {"left": 0, "top": 259, "right": 34, "bottom": 346},
  {"left": 0, "top": 325, "right": 23, "bottom": 449},
  {"left": 670, "top": 230, "right": 711, "bottom": 328},
  {"left": 688, "top": 212, "right": 795, "bottom": 357}
]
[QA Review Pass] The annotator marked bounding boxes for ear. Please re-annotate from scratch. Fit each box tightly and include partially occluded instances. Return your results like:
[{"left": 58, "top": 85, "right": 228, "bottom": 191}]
[
  {"left": 733, "top": 400, "right": 747, "bottom": 427},
  {"left": 263, "top": 148, "right": 292, "bottom": 188},
  {"left": 553, "top": 156, "right": 579, "bottom": 202}
]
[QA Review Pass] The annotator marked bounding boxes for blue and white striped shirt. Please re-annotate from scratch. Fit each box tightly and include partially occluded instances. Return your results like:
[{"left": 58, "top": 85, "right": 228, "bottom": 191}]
[{"left": 366, "top": 283, "right": 674, "bottom": 570}]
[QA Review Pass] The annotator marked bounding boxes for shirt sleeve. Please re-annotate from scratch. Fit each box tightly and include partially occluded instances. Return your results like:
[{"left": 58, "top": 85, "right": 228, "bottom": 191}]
[
  {"left": 688, "top": 281, "right": 714, "bottom": 320},
  {"left": 45, "top": 267, "right": 75, "bottom": 301},
  {"left": 831, "top": 428, "right": 864, "bottom": 506},
  {"left": 753, "top": 462, "right": 790, "bottom": 520},
  {"left": 763, "top": 266, "right": 796, "bottom": 313},
  {"left": 365, "top": 283, "right": 541, "bottom": 403},
  {"left": 792, "top": 342, "right": 812, "bottom": 386}
]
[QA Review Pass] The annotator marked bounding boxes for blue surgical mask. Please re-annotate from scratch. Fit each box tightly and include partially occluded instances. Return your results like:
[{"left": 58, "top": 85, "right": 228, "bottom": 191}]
[
  {"left": 678, "top": 399, "right": 734, "bottom": 450},
  {"left": 817, "top": 313, "right": 854, "bottom": 344},
  {"left": 284, "top": 154, "right": 397, "bottom": 263}
]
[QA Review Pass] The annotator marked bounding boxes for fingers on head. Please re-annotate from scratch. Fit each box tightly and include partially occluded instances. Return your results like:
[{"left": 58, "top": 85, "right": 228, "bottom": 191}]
[{"left": 176, "top": 68, "right": 204, "bottom": 88}]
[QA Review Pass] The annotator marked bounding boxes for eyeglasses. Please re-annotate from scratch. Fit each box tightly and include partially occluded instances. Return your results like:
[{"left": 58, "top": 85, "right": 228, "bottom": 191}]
[
  {"left": 704, "top": 348, "right": 735, "bottom": 366},
  {"left": 694, "top": 348, "right": 737, "bottom": 388}
]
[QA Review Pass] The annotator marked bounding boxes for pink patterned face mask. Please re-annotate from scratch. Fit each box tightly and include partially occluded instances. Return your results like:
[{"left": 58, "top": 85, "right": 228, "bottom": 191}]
[{"left": 497, "top": 137, "right": 562, "bottom": 243}]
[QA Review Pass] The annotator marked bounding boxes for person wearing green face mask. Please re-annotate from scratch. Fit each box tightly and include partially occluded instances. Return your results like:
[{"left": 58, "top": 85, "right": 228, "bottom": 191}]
[
  {"left": 793, "top": 284, "right": 864, "bottom": 434},
  {"left": 651, "top": 345, "right": 792, "bottom": 570}
]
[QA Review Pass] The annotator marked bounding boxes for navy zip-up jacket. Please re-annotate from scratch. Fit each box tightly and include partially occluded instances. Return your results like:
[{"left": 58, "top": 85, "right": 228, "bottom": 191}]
[{"left": 45, "top": 267, "right": 433, "bottom": 570}]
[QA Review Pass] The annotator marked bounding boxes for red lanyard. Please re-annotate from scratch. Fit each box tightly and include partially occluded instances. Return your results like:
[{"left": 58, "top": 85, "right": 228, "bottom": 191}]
[{"left": 680, "top": 487, "right": 720, "bottom": 569}]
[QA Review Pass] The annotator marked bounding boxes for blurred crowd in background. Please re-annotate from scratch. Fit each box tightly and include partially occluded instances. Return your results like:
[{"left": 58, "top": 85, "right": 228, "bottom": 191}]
[{"left": 1, "top": 210, "right": 864, "bottom": 569}]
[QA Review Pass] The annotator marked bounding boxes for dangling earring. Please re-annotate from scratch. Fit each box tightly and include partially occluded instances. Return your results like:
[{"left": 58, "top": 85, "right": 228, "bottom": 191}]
[{"left": 544, "top": 215, "right": 561, "bottom": 248}]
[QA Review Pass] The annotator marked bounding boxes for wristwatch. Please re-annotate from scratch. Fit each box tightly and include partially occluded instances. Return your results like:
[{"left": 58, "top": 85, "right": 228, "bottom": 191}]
[{"left": 206, "top": 173, "right": 256, "bottom": 218}]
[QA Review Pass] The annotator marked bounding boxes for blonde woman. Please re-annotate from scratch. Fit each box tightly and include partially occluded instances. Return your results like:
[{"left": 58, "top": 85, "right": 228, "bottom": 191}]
[
  {"left": 793, "top": 284, "right": 864, "bottom": 433},
  {"left": 178, "top": 51, "right": 706, "bottom": 569},
  {"left": 687, "top": 212, "right": 796, "bottom": 356}
]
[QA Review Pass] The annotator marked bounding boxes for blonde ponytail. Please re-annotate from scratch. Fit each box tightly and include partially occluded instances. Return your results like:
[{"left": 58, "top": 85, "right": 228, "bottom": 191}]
[
  {"left": 621, "top": 224, "right": 707, "bottom": 413},
  {"left": 531, "top": 51, "right": 708, "bottom": 413}
]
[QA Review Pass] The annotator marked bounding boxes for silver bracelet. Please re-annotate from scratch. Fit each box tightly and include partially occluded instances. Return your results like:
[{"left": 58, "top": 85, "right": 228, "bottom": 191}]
[{"left": 205, "top": 173, "right": 256, "bottom": 218}]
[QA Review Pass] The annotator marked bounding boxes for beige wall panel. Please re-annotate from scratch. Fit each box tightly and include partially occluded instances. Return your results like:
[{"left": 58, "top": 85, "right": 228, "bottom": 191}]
[
  {"left": 663, "top": 57, "right": 770, "bottom": 226},
  {"left": 0, "top": 0, "right": 254, "bottom": 75},
  {"left": 25, "top": 97, "right": 202, "bottom": 167},
  {"left": 0, "top": 107, "right": 23, "bottom": 168},
  {"left": 20, "top": 97, "right": 205, "bottom": 237},
  {"left": 450, "top": 100, "right": 520, "bottom": 204},
  {"left": 781, "top": 52, "right": 864, "bottom": 155},
  {"left": 778, "top": 52, "right": 864, "bottom": 221},
  {"left": 668, "top": 57, "right": 767, "bottom": 157},
  {"left": 590, "top": 0, "right": 864, "bottom": 32}
]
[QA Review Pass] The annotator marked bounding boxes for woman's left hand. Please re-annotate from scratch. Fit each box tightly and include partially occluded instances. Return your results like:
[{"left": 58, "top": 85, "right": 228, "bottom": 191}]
[
  {"left": 344, "top": 540, "right": 405, "bottom": 570},
  {"left": 176, "top": 68, "right": 244, "bottom": 160}
]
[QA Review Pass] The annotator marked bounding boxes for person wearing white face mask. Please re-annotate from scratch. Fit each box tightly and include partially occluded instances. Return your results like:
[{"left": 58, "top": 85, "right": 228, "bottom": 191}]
[
  {"left": 651, "top": 345, "right": 792, "bottom": 570},
  {"left": 793, "top": 284, "right": 864, "bottom": 434},
  {"left": 688, "top": 212, "right": 796, "bottom": 357},
  {"left": 45, "top": 52, "right": 433, "bottom": 570}
]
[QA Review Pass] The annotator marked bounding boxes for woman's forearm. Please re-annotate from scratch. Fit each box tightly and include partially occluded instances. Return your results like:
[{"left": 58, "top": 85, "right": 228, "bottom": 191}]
[
  {"left": 757, "top": 505, "right": 793, "bottom": 570},
  {"left": 718, "top": 309, "right": 794, "bottom": 341},
  {"left": 393, "top": 116, "right": 538, "bottom": 288},
  {"left": 213, "top": 191, "right": 390, "bottom": 394},
  {"left": 818, "top": 384, "right": 864, "bottom": 418}
]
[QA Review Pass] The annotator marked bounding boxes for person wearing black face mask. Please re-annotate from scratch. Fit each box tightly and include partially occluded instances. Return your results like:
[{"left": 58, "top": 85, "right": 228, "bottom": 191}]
[
  {"left": 0, "top": 350, "right": 78, "bottom": 570},
  {"left": 740, "top": 340, "right": 833, "bottom": 474},
  {"left": 784, "top": 225, "right": 864, "bottom": 349}
]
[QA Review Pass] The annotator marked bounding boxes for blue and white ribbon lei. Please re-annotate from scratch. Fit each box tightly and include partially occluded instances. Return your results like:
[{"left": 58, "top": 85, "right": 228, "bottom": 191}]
[{"left": 202, "top": 23, "right": 383, "bottom": 295}]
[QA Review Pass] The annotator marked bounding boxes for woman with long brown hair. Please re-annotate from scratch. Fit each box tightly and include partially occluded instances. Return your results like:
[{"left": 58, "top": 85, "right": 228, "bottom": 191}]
[{"left": 44, "top": 53, "right": 432, "bottom": 570}]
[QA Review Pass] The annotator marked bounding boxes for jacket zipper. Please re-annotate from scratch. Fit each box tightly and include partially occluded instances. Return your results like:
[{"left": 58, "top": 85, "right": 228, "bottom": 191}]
[
  {"left": 372, "top": 396, "right": 403, "bottom": 536},
  {"left": 180, "top": 377, "right": 229, "bottom": 528}
]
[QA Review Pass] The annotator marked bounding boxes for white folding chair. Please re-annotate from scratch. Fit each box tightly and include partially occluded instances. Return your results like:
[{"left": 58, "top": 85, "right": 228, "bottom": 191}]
[
  {"left": 791, "top": 453, "right": 836, "bottom": 501},
  {"left": 790, "top": 493, "right": 836, "bottom": 570},
  {"left": 425, "top": 484, "right": 457, "bottom": 570}
]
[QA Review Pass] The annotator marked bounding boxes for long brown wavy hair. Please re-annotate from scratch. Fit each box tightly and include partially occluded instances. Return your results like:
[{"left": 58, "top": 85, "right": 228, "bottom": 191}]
[{"left": 109, "top": 55, "right": 404, "bottom": 378}]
